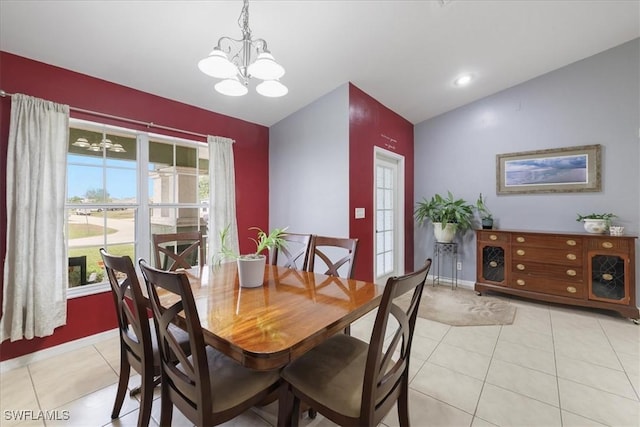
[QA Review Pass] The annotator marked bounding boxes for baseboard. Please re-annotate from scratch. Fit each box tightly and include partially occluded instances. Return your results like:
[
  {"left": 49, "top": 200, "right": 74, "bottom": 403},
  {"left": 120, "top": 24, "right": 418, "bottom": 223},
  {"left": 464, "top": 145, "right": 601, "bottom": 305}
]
[
  {"left": 0, "top": 328, "right": 119, "bottom": 373},
  {"left": 427, "top": 274, "right": 475, "bottom": 290}
]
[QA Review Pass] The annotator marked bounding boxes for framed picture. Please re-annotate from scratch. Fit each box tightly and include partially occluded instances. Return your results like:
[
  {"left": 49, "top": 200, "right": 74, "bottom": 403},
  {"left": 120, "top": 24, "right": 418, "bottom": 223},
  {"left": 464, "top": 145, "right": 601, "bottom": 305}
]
[{"left": 496, "top": 144, "right": 601, "bottom": 195}]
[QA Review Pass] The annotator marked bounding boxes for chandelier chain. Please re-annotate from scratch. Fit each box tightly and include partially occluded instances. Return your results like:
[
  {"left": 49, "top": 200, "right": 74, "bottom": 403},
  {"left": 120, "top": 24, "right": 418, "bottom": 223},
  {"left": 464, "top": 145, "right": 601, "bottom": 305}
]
[{"left": 239, "top": 0, "right": 251, "bottom": 38}]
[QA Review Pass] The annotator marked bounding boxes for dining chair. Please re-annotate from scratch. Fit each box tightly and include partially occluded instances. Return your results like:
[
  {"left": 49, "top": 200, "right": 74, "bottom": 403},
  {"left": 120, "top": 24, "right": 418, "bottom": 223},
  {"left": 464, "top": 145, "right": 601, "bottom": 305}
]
[
  {"left": 307, "top": 235, "right": 358, "bottom": 278},
  {"left": 152, "top": 231, "right": 204, "bottom": 271},
  {"left": 100, "top": 248, "right": 161, "bottom": 427},
  {"left": 269, "top": 232, "right": 312, "bottom": 270},
  {"left": 307, "top": 235, "right": 359, "bottom": 335},
  {"left": 277, "top": 259, "right": 432, "bottom": 427},
  {"left": 138, "top": 259, "right": 281, "bottom": 427}
]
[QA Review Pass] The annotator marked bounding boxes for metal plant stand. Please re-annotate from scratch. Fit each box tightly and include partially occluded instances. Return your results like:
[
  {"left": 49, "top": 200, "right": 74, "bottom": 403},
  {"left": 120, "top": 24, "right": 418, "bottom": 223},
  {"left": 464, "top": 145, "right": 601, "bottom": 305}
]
[{"left": 434, "top": 242, "right": 458, "bottom": 290}]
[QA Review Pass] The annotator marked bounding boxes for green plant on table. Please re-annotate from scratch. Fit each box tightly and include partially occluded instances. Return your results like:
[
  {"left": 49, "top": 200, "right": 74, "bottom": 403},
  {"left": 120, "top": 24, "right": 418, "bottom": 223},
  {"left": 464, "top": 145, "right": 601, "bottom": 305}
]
[
  {"left": 476, "top": 193, "right": 493, "bottom": 220},
  {"left": 214, "top": 225, "right": 288, "bottom": 266}
]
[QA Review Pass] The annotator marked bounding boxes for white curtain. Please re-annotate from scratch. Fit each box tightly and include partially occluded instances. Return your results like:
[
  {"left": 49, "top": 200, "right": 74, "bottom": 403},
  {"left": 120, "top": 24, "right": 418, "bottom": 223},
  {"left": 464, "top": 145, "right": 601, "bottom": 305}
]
[
  {"left": 208, "top": 135, "right": 239, "bottom": 260},
  {"left": 1, "top": 94, "right": 69, "bottom": 342}
]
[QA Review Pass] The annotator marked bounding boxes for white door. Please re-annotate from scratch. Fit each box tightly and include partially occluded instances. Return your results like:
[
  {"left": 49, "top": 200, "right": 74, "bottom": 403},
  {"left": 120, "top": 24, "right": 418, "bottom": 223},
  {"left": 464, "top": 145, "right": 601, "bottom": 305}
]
[{"left": 374, "top": 148, "right": 405, "bottom": 284}]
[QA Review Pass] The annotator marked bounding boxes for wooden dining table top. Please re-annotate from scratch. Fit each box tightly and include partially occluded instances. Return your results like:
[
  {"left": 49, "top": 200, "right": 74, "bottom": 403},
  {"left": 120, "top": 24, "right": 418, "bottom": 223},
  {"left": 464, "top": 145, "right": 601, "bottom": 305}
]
[{"left": 159, "top": 263, "right": 385, "bottom": 371}]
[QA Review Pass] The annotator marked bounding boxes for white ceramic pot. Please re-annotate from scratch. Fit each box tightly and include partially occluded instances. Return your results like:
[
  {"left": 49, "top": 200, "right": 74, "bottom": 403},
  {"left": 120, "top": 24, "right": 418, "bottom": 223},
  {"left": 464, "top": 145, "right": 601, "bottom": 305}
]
[
  {"left": 433, "top": 222, "right": 457, "bottom": 243},
  {"left": 237, "top": 255, "right": 266, "bottom": 288},
  {"left": 582, "top": 219, "right": 607, "bottom": 234}
]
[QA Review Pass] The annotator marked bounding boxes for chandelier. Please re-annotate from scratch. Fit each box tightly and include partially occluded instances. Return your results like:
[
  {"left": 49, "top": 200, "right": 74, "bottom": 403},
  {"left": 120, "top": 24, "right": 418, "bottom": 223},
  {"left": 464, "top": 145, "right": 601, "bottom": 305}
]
[{"left": 198, "top": 0, "right": 287, "bottom": 97}]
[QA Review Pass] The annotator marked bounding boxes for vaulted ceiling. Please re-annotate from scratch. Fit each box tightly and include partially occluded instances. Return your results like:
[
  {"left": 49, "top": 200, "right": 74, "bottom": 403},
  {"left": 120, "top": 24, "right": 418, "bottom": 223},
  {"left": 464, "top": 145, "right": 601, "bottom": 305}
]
[{"left": 1, "top": 1, "right": 638, "bottom": 127}]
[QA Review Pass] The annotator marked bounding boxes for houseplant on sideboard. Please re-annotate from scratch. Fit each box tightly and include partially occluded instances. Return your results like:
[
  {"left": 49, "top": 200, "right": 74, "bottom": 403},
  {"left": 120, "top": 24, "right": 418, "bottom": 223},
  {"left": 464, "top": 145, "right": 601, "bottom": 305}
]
[
  {"left": 414, "top": 191, "right": 474, "bottom": 243},
  {"left": 476, "top": 193, "right": 494, "bottom": 229},
  {"left": 215, "top": 225, "right": 288, "bottom": 287},
  {"left": 576, "top": 213, "right": 616, "bottom": 234}
]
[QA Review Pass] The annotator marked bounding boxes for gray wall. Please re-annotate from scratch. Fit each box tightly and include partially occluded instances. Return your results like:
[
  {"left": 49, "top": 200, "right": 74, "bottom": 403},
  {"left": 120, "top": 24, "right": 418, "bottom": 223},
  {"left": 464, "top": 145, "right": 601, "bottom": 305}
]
[
  {"left": 414, "top": 39, "right": 640, "bottom": 302},
  {"left": 269, "top": 84, "right": 350, "bottom": 236}
]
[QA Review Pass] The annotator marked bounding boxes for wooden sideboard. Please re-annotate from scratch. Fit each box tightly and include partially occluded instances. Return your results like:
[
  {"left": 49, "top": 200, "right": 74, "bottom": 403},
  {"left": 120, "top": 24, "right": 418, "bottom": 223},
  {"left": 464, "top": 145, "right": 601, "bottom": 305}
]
[{"left": 475, "top": 229, "right": 639, "bottom": 320}]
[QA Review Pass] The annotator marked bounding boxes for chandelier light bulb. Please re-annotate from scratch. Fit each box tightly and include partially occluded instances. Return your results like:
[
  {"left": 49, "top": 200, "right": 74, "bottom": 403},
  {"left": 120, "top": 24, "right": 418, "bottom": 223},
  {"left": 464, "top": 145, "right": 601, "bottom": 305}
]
[
  {"left": 198, "top": 48, "right": 239, "bottom": 79},
  {"left": 215, "top": 77, "right": 249, "bottom": 96},
  {"left": 110, "top": 143, "right": 126, "bottom": 153},
  {"left": 72, "top": 137, "right": 90, "bottom": 148},
  {"left": 247, "top": 52, "right": 285, "bottom": 80},
  {"left": 256, "top": 80, "right": 288, "bottom": 98},
  {"left": 99, "top": 138, "right": 113, "bottom": 149}
]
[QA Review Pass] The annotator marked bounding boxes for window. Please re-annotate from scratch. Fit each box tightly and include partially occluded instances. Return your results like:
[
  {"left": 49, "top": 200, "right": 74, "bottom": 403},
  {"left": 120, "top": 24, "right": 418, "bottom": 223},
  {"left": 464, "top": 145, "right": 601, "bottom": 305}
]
[{"left": 66, "top": 119, "right": 208, "bottom": 297}]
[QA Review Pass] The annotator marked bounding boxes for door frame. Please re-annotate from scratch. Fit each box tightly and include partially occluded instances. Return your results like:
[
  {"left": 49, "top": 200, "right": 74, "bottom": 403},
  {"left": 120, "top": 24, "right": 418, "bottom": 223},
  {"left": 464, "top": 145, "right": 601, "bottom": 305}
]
[{"left": 373, "top": 146, "right": 405, "bottom": 283}]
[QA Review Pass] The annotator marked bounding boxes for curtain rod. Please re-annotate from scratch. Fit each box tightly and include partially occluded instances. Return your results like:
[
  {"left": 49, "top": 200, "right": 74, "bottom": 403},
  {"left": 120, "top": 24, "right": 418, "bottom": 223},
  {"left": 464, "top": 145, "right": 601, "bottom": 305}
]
[{"left": 0, "top": 89, "right": 208, "bottom": 139}]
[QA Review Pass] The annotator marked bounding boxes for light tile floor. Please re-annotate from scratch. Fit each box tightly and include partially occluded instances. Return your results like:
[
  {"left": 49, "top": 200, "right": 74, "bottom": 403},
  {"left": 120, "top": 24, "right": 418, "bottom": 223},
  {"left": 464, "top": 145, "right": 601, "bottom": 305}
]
[{"left": 1, "top": 288, "right": 639, "bottom": 426}]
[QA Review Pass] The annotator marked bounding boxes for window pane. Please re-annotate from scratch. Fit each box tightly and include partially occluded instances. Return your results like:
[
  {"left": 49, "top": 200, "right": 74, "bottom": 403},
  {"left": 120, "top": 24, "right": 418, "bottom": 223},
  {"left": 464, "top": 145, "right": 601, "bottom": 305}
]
[
  {"left": 106, "top": 168, "right": 137, "bottom": 202},
  {"left": 176, "top": 145, "right": 197, "bottom": 168},
  {"left": 104, "top": 133, "right": 137, "bottom": 164},
  {"left": 150, "top": 207, "right": 203, "bottom": 233},
  {"left": 149, "top": 141, "right": 174, "bottom": 166},
  {"left": 67, "top": 165, "right": 103, "bottom": 203},
  {"left": 106, "top": 209, "right": 136, "bottom": 246}
]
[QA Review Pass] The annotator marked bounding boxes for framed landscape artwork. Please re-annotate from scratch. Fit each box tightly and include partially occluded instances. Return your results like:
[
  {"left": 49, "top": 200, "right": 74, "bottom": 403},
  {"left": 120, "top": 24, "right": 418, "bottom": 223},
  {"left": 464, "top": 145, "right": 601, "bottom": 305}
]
[{"left": 497, "top": 144, "right": 601, "bottom": 195}]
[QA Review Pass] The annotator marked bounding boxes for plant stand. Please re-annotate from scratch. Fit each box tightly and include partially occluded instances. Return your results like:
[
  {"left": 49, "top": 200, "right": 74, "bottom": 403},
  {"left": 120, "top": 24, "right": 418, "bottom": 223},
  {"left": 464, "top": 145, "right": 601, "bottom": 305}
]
[{"left": 433, "top": 242, "right": 458, "bottom": 290}]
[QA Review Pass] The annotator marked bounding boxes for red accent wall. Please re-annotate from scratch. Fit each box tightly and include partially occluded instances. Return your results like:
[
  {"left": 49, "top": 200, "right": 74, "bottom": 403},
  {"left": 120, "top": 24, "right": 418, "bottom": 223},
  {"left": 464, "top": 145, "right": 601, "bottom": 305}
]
[
  {"left": 0, "top": 52, "right": 269, "bottom": 361},
  {"left": 349, "top": 84, "right": 414, "bottom": 282}
]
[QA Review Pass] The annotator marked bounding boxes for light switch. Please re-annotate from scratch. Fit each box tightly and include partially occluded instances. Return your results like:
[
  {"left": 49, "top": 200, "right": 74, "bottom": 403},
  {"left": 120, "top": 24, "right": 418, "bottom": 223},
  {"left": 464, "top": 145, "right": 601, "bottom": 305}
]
[{"left": 355, "top": 208, "right": 365, "bottom": 219}]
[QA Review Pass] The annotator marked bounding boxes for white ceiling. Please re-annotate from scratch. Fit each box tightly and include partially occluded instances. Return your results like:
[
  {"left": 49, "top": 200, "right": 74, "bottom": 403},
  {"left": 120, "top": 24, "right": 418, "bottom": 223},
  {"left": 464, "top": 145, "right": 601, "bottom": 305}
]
[{"left": 1, "top": 1, "right": 638, "bottom": 127}]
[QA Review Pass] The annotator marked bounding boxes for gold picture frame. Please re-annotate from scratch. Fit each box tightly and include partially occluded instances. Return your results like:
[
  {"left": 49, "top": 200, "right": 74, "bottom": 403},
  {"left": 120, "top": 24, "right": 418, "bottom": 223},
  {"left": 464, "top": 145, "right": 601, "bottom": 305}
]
[{"left": 497, "top": 144, "right": 601, "bottom": 195}]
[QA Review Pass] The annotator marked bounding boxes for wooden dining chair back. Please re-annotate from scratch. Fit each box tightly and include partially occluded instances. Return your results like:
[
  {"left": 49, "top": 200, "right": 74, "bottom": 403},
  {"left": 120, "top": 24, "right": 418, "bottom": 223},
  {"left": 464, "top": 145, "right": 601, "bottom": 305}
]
[
  {"left": 278, "top": 259, "right": 433, "bottom": 427},
  {"left": 152, "top": 231, "right": 204, "bottom": 271},
  {"left": 270, "top": 232, "right": 312, "bottom": 270},
  {"left": 100, "top": 248, "right": 157, "bottom": 427},
  {"left": 138, "top": 259, "right": 280, "bottom": 427},
  {"left": 307, "top": 235, "right": 358, "bottom": 278}
]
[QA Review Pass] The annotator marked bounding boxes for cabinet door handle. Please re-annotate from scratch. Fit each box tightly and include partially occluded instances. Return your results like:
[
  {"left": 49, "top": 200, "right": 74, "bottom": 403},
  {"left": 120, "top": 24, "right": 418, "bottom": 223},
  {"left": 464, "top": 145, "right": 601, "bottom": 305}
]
[
  {"left": 516, "top": 249, "right": 525, "bottom": 256},
  {"left": 566, "top": 286, "right": 577, "bottom": 293},
  {"left": 566, "top": 239, "right": 576, "bottom": 246},
  {"left": 516, "top": 237, "right": 525, "bottom": 243},
  {"left": 489, "top": 234, "right": 498, "bottom": 241},
  {"left": 602, "top": 241, "right": 613, "bottom": 249},
  {"left": 602, "top": 273, "right": 613, "bottom": 281},
  {"left": 489, "top": 261, "right": 498, "bottom": 267},
  {"left": 566, "top": 269, "right": 577, "bottom": 277},
  {"left": 566, "top": 253, "right": 577, "bottom": 261},
  {"left": 516, "top": 279, "right": 525, "bottom": 286},
  {"left": 516, "top": 264, "right": 525, "bottom": 270}
]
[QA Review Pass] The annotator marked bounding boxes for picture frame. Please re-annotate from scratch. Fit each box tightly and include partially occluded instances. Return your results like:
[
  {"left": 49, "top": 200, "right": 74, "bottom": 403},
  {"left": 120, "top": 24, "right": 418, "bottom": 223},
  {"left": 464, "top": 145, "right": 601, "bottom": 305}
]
[{"left": 496, "top": 144, "right": 601, "bottom": 195}]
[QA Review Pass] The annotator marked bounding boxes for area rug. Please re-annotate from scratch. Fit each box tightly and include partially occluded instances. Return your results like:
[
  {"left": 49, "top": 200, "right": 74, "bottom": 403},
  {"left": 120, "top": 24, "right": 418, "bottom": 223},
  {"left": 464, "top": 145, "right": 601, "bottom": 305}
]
[{"left": 395, "top": 283, "right": 516, "bottom": 326}]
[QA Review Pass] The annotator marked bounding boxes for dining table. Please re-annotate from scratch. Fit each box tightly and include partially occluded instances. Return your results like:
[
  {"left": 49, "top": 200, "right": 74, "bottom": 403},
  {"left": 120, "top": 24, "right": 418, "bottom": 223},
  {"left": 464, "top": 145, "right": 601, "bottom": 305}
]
[{"left": 157, "top": 262, "right": 385, "bottom": 371}]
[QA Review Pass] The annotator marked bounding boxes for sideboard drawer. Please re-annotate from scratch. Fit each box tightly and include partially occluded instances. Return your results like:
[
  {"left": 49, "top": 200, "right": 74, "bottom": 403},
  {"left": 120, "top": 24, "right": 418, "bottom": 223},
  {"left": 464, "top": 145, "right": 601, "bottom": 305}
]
[
  {"left": 511, "top": 261, "right": 583, "bottom": 282},
  {"left": 512, "top": 246, "right": 581, "bottom": 266},
  {"left": 510, "top": 274, "right": 585, "bottom": 299},
  {"left": 477, "top": 231, "right": 509, "bottom": 243},
  {"left": 512, "top": 234, "right": 583, "bottom": 249},
  {"left": 587, "top": 238, "right": 631, "bottom": 251}
]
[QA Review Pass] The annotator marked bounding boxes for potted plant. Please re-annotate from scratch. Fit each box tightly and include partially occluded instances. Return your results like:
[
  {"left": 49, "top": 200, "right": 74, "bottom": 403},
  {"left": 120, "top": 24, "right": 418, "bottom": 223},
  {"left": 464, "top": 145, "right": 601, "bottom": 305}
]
[
  {"left": 476, "top": 193, "right": 494, "bottom": 229},
  {"left": 414, "top": 191, "right": 474, "bottom": 243},
  {"left": 215, "top": 225, "right": 288, "bottom": 287},
  {"left": 576, "top": 213, "right": 616, "bottom": 234}
]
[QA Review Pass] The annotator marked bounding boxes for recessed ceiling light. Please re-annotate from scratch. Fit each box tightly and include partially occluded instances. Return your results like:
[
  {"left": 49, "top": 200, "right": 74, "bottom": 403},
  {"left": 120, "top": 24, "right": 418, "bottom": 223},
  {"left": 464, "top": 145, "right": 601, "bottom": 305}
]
[{"left": 454, "top": 74, "right": 473, "bottom": 87}]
